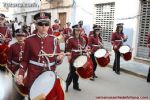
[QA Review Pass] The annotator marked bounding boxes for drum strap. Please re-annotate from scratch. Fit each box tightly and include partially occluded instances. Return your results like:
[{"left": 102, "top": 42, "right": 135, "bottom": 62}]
[
  {"left": 12, "top": 60, "right": 20, "bottom": 65},
  {"left": 92, "top": 45, "right": 100, "bottom": 47},
  {"left": 29, "top": 60, "right": 55, "bottom": 68}
]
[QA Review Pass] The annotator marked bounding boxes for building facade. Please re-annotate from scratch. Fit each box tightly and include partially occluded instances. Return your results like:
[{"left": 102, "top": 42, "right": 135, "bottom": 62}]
[{"left": 12, "top": 0, "right": 150, "bottom": 60}]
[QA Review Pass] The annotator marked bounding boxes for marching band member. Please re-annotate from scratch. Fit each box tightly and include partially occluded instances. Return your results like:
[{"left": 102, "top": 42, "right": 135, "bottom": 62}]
[
  {"left": 63, "top": 22, "right": 72, "bottom": 42},
  {"left": 7, "top": 30, "right": 26, "bottom": 100},
  {"left": 0, "top": 13, "right": 12, "bottom": 72},
  {"left": 16, "top": 12, "right": 65, "bottom": 99},
  {"left": 147, "top": 33, "right": 150, "bottom": 82},
  {"left": 88, "top": 25, "right": 103, "bottom": 80},
  {"left": 111, "top": 23, "right": 128, "bottom": 75},
  {"left": 89, "top": 24, "right": 97, "bottom": 37},
  {"left": 65, "top": 25, "right": 86, "bottom": 92},
  {"left": 78, "top": 20, "right": 85, "bottom": 34},
  {"left": 52, "top": 19, "right": 60, "bottom": 32}
]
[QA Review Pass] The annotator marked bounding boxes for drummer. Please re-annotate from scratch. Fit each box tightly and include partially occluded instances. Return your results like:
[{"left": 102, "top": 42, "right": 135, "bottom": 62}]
[
  {"left": 0, "top": 13, "right": 12, "bottom": 72},
  {"left": 16, "top": 12, "right": 65, "bottom": 99},
  {"left": 111, "top": 23, "right": 128, "bottom": 75},
  {"left": 63, "top": 22, "right": 72, "bottom": 42},
  {"left": 88, "top": 25, "right": 103, "bottom": 81},
  {"left": 65, "top": 25, "right": 86, "bottom": 92},
  {"left": 7, "top": 29, "right": 27, "bottom": 100},
  {"left": 147, "top": 32, "right": 150, "bottom": 82}
]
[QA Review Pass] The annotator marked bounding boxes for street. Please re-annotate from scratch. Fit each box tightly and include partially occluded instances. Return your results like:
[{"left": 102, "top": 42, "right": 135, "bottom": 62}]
[
  {"left": 56, "top": 57, "right": 150, "bottom": 100},
  {"left": 0, "top": 56, "right": 150, "bottom": 100}
]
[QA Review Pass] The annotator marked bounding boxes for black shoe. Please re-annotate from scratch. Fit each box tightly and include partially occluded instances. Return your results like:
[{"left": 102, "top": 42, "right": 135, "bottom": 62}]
[
  {"left": 115, "top": 71, "right": 120, "bottom": 75},
  {"left": 94, "top": 75, "right": 98, "bottom": 78},
  {"left": 73, "top": 87, "right": 81, "bottom": 91},
  {"left": 90, "top": 77, "right": 95, "bottom": 81}
]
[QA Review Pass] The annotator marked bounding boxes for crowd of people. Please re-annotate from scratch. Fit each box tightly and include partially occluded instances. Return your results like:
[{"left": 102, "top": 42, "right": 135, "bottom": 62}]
[{"left": 0, "top": 12, "right": 150, "bottom": 100}]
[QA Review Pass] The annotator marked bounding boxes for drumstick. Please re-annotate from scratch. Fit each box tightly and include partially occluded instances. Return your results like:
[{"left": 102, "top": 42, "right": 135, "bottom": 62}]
[
  {"left": 5, "top": 66, "right": 16, "bottom": 77},
  {"left": 5, "top": 66, "right": 24, "bottom": 86},
  {"left": 38, "top": 52, "right": 71, "bottom": 57}
]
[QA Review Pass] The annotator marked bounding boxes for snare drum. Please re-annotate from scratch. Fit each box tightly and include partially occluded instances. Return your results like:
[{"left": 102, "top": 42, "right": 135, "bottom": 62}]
[
  {"left": 29, "top": 71, "right": 65, "bottom": 100},
  {"left": 73, "top": 55, "right": 93, "bottom": 79},
  {"left": 119, "top": 45, "right": 132, "bottom": 61},
  {"left": 94, "top": 49, "right": 110, "bottom": 67}
]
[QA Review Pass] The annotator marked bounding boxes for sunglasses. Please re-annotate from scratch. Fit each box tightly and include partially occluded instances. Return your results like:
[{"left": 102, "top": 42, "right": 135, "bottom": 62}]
[{"left": 37, "top": 22, "right": 49, "bottom": 26}]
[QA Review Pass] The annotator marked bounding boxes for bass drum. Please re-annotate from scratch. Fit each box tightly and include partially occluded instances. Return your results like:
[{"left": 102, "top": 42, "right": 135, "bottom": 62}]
[
  {"left": 73, "top": 55, "right": 93, "bottom": 79},
  {"left": 94, "top": 49, "right": 110, "bottom": 67},
  {"left": 0, "top": 44, "right": 9, "bottom": 66},
  {"left": 29, "top": 71, "right": 65, "bottom": 100},
  {"left": 119, "top": 45, "right": 132, "bottom": 61}
]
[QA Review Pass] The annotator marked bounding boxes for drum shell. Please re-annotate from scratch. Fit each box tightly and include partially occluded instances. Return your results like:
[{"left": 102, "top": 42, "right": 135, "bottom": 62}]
[
  {"left": 0, "top": 44, "right": 9, "bottom": 66},
  {"left": 76, "top": 57, "right": 93, "bottom": 79},
  {"left": 15, "top": 84, "right": 29, "bottom": 96},
  {"left": 96, "top": 53, "right": 110, "bottom": 67},
  {"left": 119, "top": 45, "right": 132, "bottom": 61},
  {"left": 46, "top": 78, "right": 65, "bottom": 100},
  {"left": 123, "top": 52, "right": 132, "bottom": 61}
]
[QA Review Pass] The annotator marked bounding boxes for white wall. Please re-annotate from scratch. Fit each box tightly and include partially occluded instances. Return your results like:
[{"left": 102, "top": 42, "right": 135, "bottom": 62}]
[
  {"left": 74, "top": 0, "right": 94, "bottom": 34},
  {"left": 94, "top": 0, "right": 140, "bottom": 58},
  {"left": 114, "top": 0, "right": 140, "bottom": 58}
]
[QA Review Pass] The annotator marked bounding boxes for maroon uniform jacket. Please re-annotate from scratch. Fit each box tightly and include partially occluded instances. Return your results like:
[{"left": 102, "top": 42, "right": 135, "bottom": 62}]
[
  {"left": 88, "top": 31, "right": 93, "bottom": 37},
  {"left": 0, "top": 26, "right": 12, "bottom": 45},
  {"left": 79, "top": 27, "right": 85, "bottom": 34},
  {"left": 18, "top": 34, "right": 61, "bottom": 89},
  {"left": 148, "top": 33, "right": 150, "bottom": 57},
  {"left": 52, "top": 24, "right": 60, "bottom": 32},
  {"left": 111, "top": 32, "right": 125, "bottom": 52},
  {"left": 88, "top": 35, "right": 103, "bottom": 54},
  {"left": 63, "top": 27, "right": 72, "bottom": 42},
  {"left": 66, "top": 37, "right": 86, "bottom": 63},
  {"left": 7, "top": 42, "right": 25, "bottom": 74}
]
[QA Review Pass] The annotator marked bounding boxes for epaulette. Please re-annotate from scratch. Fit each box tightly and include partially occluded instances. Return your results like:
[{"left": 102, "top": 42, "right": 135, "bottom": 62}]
[{"left": 26, "top": 34, "right": 36, "bottom": 39}]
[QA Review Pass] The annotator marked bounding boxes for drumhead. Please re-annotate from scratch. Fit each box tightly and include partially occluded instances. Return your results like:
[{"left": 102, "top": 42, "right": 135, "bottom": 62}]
[
  {"left": 119, "top": 45, "right": 130, "bottom": 54},
  {"left": 73, "top": 56, "right": 87, "bottom": 68},
  {"left": 94, "top": 49, "right": 106, "bottom": 58},
  {"left": 29, "top": 71, "right": 56, "bottom": 99}
]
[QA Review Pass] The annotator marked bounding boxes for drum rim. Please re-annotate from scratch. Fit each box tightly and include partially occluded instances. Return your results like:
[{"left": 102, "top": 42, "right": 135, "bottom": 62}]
[
  {"left": 119, "top": 45, "right": 130, "bottom": 54},
  {"left": 73, "top": 55, "right": 87, "bottom": 68},
  {"left": 94, "top": 49, "right": 106, "bottom": 58},
  {"left": 29, "top": 70, "right": 57, "bottom": 99}
]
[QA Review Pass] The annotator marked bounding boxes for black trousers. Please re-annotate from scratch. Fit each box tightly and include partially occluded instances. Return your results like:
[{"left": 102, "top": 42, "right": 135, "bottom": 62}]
[
  {"left": 147, "top": 67, "right": 150, "bottom": 82},
  {"left": 113, "top": 51, "right": 121, "bottom": 73},
  {"left": 66, "top": 62, "right": 79, "bottom": 88},
  {"left": 90, "top": 54, "right": 97, "bottom": 77}
]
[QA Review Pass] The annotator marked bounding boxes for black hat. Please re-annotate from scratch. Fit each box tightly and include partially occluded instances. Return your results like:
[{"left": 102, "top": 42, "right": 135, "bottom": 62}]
[
  {"left": 15, "top": 29, "right": 27, "bottom": 37},
  {"left": 66, "top": 22, "right": 71, "bottom": 25},
  {"left": 93, "top": 25, "right": 101, "bottom": 30},
  {"left": 54, "top": 19, "right": 59, "bottom": 23},
  {"left": 0, "top": 13, "right": 5, "bottom": 19},
  {"left": 72, "top": 24, "right": 79, "bottom": 30},
  {"left": 78, "top": 20, "right": 83, "bottom": 24},
  {"left": 117, "top": 23, "right": 124, "bottom": 27},
  {"left": 34, "top": 12, "right": 51, "bottom": 22}
]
